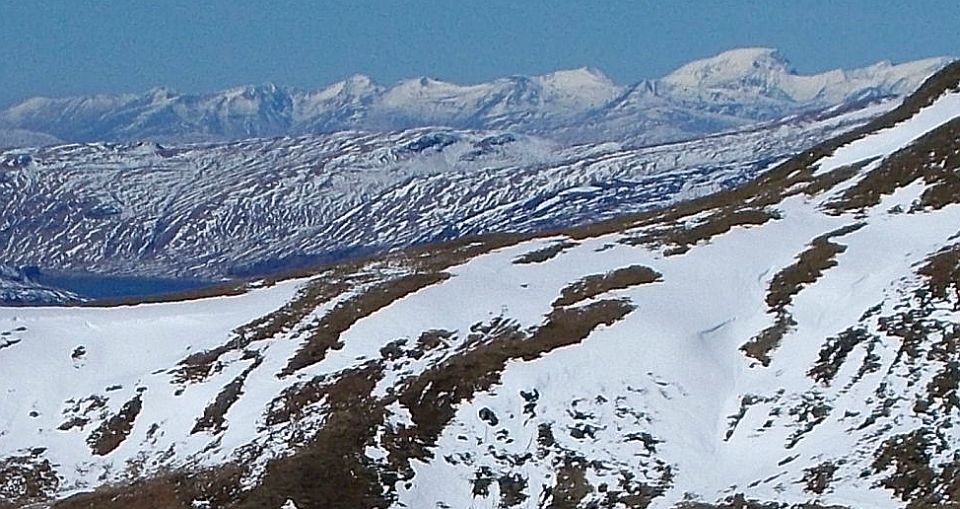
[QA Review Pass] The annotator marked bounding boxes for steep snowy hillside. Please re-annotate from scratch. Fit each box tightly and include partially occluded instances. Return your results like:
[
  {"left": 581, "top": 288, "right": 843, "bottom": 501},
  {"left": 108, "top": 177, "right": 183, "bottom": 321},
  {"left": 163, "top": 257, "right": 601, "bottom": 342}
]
[
  {"left": 0, "top": 48, "right": 948, "bottom": 147},
  {"left": 2, "top": 61, "right": 960, "bottom": 509},
  {"left": 0, "top": 100, "right": 890, "bottom": 295}
]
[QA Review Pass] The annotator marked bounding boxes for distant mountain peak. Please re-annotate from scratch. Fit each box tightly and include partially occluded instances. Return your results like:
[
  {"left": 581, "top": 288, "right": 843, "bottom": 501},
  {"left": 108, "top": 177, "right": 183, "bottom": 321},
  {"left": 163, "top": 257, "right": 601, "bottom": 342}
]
[
  {"left": 345, "top": 73, "right": 376, "bottom": 87},
  {"left": 0, "top": 48, "right": 951, "bottom": 148},
  {"left": 663, "top": 47, "right": 796, "bottom": 89},
  {"left": 539, "top": 66, "right": 615, "bottom": 85}
]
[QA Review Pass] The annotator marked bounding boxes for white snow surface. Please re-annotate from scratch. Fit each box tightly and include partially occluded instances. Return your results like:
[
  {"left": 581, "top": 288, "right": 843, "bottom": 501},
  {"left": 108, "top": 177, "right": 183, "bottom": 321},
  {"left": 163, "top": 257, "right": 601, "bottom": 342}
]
[{"left": 2, "top": 81, "right": 960, "bottom": 508}]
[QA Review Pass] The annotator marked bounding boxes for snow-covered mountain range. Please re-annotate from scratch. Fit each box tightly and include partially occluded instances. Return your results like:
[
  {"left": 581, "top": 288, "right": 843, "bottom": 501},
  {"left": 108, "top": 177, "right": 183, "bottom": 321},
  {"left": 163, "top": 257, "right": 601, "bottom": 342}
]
[
  {"left": 2, "top": 60, "right": 960, "bottom": 509},
  {"left": 0, "top": 97, "right": 892, "bottom": 299},
  {"left": 0, "top": 48, "right": 950, "bottom": 147}
]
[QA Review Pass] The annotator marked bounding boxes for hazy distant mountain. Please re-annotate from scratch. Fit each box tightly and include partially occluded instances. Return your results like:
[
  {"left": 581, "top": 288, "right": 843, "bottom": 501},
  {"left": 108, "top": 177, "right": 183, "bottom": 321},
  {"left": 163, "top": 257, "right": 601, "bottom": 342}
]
[{"left": 0, "top": 48, "right": 950, "bottom": 147}]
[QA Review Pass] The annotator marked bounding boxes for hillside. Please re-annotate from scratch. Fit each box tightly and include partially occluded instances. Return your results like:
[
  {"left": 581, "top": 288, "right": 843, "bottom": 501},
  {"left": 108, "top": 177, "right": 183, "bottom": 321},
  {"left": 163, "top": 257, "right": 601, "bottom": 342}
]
[
  {"left": 0, "top": 99, "right": 890, "bottom": 302},
  {"left": 1, "top": 60, "right": 959, "bottom": 509},
  {"left": 0, "top": 48, "right": 949, "bottom": 148}
]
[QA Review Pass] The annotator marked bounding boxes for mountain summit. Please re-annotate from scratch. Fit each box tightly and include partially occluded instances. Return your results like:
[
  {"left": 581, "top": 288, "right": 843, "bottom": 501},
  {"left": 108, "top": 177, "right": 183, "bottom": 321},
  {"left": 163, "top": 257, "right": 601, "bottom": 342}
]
[
  {"left": 662, "top": 47, "right": 796, "bottom": 89},
  {"left": 0, "top": 49, "right": 950, "bottom": 148}
]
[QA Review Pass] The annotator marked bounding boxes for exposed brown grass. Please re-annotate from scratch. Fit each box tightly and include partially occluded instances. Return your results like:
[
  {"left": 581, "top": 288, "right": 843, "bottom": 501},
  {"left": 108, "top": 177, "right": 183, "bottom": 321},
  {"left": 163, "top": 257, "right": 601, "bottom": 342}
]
[
  {"left": 808, "top": 327, "right": 874, "bottom": 386},
  {"left": 918, "top": 244, "right": 960, "bottom": 306},
  {"left": 263, "top": 363, "right": 377, "bottom": 428},
  {"left": 766, "top": 225, "right": 863, "bottom": 311},
  {"left": 554, "top": 265, "right": 661, "bottom": 307},
  {"left": 398, "top": 300, "right": 635, "bottom": 467},
  {"left": 192, "top": 356, "right": 263, "bottom": 434},
  {"left": 514, "top": 240, "right": 578, "bottom": 264},
  {"left": 0, "top": 452, "right": 60, "bottom": 506},
  {"left": 742, "top": 224, "right": 863, "bottom": 366},
  {"left": 234, "top": 365, "right": 390, "bottom": 509},
  {"left": 280, "top": 272, "right": 449, "bottom": 377},
  {"left": 741, "top": 314, "right": 797, "bottom": 367},
  {"left": 675, "top": 494, "right": 785, "bottom": 509},
  {"left": 52, "top": 466, "right": 243, "bottom": 509},
  {"left": 172, "top": 275, "right": 358, "bottom": 384},
  {"left": 873, "top": 430, "right": 939, "bottom": 505},
  {"left": 803, "top": 462, "right": 837, "bottom": 495},
  {"left": 548, "top": 458, "right": 592, "bottom": 509},
  {"left": 662, "top": 209, "right": 780, "bottom": 255},
  {"left": 87, "top": 394, "right": 144, "bottom": 456}
]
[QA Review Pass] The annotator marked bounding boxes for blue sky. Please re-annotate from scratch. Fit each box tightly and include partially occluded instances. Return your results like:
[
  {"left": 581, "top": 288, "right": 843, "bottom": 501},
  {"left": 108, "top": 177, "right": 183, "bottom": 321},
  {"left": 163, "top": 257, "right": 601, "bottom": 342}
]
[{"left": 1, "top": 1, "right": 958, "bottom": 107}]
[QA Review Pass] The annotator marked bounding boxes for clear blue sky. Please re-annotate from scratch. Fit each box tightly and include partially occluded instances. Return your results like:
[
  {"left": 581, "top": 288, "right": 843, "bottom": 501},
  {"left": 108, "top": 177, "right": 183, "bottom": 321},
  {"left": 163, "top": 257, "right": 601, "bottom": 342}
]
[{"left": 1, "top": 1, "right": 958, "bottom": 107}]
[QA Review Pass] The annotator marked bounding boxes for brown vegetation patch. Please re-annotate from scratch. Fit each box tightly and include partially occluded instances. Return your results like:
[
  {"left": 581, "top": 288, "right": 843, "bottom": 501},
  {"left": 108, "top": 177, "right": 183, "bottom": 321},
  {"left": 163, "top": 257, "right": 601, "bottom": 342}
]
[
  {"left": 397, "top": 300, "right": 635, "bottom": 468},
  {"left": 803, "top": 461, "right": 837, "bottom": 495},
  {"left": 785, "top": 394, "right": 831, "bottom": 449},
  {"left": 192, "top": 355, "right": 263, "bottom": 434},
  {"left": 918, "top": 244, "right": 960, "bottom": 306},
  {"left": 766, "top": 224, "right": 863, "bottom": 311},
  {"left": 548, "top": 458, "right": 592, "bottom": 509},
  {"left": 87, "top": 393, "right": 144, "bottom": 456},
  {"left": 661, "top": 209, "right": 780, "bottom": 255},
  {"left": 173, "top": 275, "right": 358, "bottom": 384},
  {"left": 870, "top": 429, "right": 960, "bottom": 507},
  {"left": 498, "top": 473, "right": 529, "bottom": 507},
  {"left": 742, "top": 224, "right": 863, "bottom": 366},
  {"left": 280, "top": 272, "right": 449, "bottom": 377},
  {"left": 0, "top": 451, "right": 59, "bottom": 506},
  {"left": 741, "top": 314, "right": 797, "bottom": 367},
  {"left": 234, "top": 365, "right": 390, "bottom": 509},
  {"left": 801, "top": 160, "right": 875, "bottom": 198},
  {"left": 677, "top": 495, "right": 849, "bottom": 509},
  {"left": 58, "top": 394, "right": 108, "bottom": 432},
  {"left": 725, "top": 392, "right": 781, "bottom": 441},
  {"left": 676, "top": 494, "right": 792, "bottom": 509},
  {"left": 173, "top": 232, "right": 523, "bottom": 385},
  {"left": 414, "top": 329, "right": 454, "bottom": 356},
  {"left": 917, "top": 361, "right": 960, "bottom": 416},
  {"left": 554, "top": 265, "right": 661, "bottom": 307},
  {"left": 263, "top": 363, "right": 378, "bottom": 428},
  {"left": 808, "top": 327, "right": 875, "bottom": 386},
  {"left": 52, "top": 466, "right": 243, "bottom": 509},
  {"left": 514, "top": 240, "right": 578, "bottom": 264}
]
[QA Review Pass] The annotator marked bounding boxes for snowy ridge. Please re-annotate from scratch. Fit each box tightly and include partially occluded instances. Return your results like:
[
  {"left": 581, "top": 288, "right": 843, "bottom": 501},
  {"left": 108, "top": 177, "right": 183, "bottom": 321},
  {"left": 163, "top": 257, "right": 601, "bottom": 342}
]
[
  {"left": 0, "top": 101, "right": 889, "bottom": 291},
  {"left": 1, "top": 61, "right": 960, "bottom": 509},
  {"left": 0, "top": 48, "right": 949, "bottom": 147}
]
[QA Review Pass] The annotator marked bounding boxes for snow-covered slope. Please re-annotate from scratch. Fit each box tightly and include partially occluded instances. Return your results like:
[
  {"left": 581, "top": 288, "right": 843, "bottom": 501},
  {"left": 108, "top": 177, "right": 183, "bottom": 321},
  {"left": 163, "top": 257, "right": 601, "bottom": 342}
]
[
  {"left": 0, "top": 265, "right": 81, "bottom": 305},
  {"left": 0, "top": 100, "right": 890, "bottom": 292},
  {"left": 0, "top": 48, "right": 948, "bottom": 147},
  {"left": 2, "top": 61, "right": 960, "bottom": 509}
]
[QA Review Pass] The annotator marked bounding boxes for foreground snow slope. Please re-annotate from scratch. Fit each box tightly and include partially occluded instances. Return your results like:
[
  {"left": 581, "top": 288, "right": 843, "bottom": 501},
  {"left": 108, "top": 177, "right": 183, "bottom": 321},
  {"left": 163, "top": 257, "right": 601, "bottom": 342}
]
[{"left": 2, "top": 62, "right": 960, "bottom": 509}]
